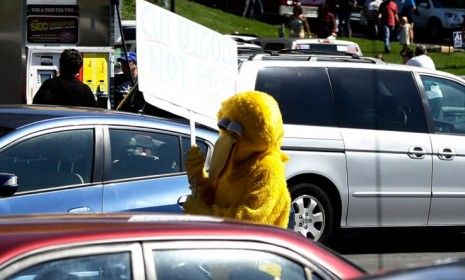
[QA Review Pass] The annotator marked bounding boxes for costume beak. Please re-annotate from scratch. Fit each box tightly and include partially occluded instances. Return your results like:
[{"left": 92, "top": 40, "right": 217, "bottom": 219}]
[{"left": 209, "top": 133, "right": 237, "bottom": 181}]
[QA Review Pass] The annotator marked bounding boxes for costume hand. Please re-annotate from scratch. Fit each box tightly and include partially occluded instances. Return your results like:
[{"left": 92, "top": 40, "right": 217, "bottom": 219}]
[
  {"left": 186, "top": 146, "right": 206, "bottom": 179},
  {"left": 183, "top": 194, "right": 213, "bottom": 215}
]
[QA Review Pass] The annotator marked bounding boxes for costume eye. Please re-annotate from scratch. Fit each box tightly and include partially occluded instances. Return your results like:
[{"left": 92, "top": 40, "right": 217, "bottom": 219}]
[
  {"left": 217, "top": 118, "right": 231, "bottom": 130},
  {"left": 227, "top": 121, "right": 242, "bottom": 137}
]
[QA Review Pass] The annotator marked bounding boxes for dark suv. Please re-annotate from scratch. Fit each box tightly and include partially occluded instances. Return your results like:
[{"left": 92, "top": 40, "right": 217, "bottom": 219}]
[{"left": 237, "top": 53, "right": 465, "bottom": 242}]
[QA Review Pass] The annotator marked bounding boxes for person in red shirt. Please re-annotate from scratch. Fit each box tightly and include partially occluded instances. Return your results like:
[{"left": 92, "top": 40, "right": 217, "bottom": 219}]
[{"left": 378, "top": 0, "right": 399, "bottom": 53}]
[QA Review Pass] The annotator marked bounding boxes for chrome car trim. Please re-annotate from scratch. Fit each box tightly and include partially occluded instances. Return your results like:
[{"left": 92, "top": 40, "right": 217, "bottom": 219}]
[
  {"left": 353, "top": 192, "right": 430, "bottom": 198},
  {"left": 103, "top": 172, "right": 186, "bottom": 184},
  {"left": 345, "top": 148, "right": 430, "bottom": 155},
  {"left": 282, "top": 146, "right": 344, "bottom": 153},
  {"left": 433, "top": 192, "right": 465, "bottom": 198},
  {"left": 15, "top": 183, "right": 101, "bottom": 195}
]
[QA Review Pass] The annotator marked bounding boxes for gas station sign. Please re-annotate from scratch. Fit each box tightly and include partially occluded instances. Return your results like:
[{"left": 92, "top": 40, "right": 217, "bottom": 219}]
[{"left": 26, "top": 5, "right": 79, "bottom": 44}]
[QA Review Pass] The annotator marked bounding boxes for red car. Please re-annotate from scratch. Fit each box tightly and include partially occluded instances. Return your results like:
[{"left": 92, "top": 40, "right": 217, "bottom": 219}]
[{"left": 0, "top": 214, "right": 364, "bottom": 280}]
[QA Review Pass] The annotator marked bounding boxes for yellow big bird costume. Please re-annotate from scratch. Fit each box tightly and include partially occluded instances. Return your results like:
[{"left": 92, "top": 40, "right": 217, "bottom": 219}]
[{"left": 183, "top": 91, "right": 291, "bottom": 228}]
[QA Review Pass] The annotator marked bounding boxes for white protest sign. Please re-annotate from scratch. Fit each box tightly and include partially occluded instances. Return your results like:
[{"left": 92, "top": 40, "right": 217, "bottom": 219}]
[
  {"left": 136, "top": 0, "right": 238, "bottom": 129},
  {"left": 453, "top": 31, "right": 463, "bottom": 48}
]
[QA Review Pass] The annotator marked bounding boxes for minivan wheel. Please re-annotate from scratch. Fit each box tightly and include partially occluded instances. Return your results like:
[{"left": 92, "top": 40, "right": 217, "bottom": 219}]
[{"left": 290, "top": 183, "right": 334, "bottom": 243}]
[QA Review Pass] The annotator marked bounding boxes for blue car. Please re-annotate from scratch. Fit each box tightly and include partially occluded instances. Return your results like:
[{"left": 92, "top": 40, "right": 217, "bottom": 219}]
[{"left": 0, "top": 105, "right": 217, "bottom": 214}]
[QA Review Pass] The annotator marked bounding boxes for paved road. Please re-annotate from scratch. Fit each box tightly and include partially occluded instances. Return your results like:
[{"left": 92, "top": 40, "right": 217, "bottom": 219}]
[{"left": 326, "top": 228, "right": 465, "bottom": 274}]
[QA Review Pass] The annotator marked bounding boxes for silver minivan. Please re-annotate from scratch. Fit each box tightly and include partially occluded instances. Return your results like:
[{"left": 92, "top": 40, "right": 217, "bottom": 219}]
[{"left": 237, "top": 54, "right": 465, "bottom": 242}]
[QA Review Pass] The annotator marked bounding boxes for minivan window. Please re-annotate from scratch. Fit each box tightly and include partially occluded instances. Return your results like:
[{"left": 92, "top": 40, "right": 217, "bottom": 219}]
[
  {"left": 420, "top": 75, "right": 465, "bottom": 134},
  {"left": 255, "top": 67, "right": 337, "bottom": 127},
  {"left": 329, "top": 68, "right": 427, "bottom": 133}
]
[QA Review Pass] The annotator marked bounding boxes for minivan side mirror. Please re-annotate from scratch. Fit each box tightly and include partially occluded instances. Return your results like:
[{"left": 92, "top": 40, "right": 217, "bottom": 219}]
[{"left": 0, "top": 173, "right": 18, "bottom": 197}]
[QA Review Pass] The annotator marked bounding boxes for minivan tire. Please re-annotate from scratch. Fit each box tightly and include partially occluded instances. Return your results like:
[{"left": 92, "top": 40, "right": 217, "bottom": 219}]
[{"left": 290, "top": 183, "right": 334, "bottom": 243}]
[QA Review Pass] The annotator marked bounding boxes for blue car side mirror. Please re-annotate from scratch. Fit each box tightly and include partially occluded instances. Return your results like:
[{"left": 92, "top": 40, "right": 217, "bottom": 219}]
[{"left": 0, "top": 173, "right": 18, "bottom": 197}]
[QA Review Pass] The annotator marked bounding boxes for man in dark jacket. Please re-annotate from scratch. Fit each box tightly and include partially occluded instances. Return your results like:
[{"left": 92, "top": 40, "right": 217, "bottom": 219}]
[{"left": 33, "top": 49, "right": 97, "bottom": 107}]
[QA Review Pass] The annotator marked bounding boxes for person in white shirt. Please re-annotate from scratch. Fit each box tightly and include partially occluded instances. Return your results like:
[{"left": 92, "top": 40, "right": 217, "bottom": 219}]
[
  {"left": 398, "top": 16, "right": 413, "bottom": 48},
  {"left": 406, "top": 45, "right": 436, "bottom": 70}
]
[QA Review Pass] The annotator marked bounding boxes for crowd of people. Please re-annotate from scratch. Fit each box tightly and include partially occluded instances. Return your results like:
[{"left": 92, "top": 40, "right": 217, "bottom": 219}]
[
  {"left": 287, "top": 0, "right": 357, "bottom": 39},
  {"left": 286, "top": 0, "right": 417, "bottom": 45},
  {"left": 285, "top": 0, "right": 436, "bottom": 69}
]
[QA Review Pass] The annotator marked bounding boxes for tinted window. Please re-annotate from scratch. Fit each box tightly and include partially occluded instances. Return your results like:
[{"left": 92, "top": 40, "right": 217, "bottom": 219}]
[
  {"left": 420, "top": 75, "right": 465, "bottom": 134},
  {"left": 263, "top": 42, "right": 287, "bottom": 51},
  {"left": 110, "top": 129, "right": 181, "bottom": 180},
  {"left": 0, "top": 129, "right": 94, "bottom": 192},
  {"left": 122, "top": 27, "right": 136, "bottom": 41},
  {"left": 153, "top": 249, "right": 307, "bottom": 280},
  {"left": 255, "top": 67, "right": 337, "bottom": 126},
  {"left": 8, "top": 253, "right": 131, "bottom": 280},
  {"left": 329, "top": 68, "right": 427, "bottom": 132}
]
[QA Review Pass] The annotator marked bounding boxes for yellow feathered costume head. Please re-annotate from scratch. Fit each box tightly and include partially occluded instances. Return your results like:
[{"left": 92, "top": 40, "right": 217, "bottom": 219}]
[{"left": 209, "top": 91, "right": 286, "bottom": 179}]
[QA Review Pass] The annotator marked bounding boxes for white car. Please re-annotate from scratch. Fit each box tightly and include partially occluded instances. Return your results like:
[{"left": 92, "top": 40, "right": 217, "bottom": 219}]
[
  {"left": 252, "top": 37, "right": 363, "bottom": 56},
  {"left": 412, "top": 0, "right": 465, "bottom": 39}
]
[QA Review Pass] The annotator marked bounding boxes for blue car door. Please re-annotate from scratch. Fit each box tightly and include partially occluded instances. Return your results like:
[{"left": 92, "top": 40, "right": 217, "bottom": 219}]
[{"left": 0, "top": 128, "right": 103, "bottom": 214}]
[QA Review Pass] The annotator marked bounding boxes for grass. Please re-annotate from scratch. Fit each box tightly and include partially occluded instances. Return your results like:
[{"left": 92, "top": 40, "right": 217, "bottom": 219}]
[
  {"left": 347, "top": 36, "right": 465, "bottom": 75},
  {"left": 122, "top": 0, "right": 465, "bottom": 75}
]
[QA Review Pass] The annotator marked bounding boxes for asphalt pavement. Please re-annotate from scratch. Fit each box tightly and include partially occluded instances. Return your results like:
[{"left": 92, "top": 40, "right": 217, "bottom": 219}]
[{"left": 327, "top": 228, "right": 465, "bottom": 274}]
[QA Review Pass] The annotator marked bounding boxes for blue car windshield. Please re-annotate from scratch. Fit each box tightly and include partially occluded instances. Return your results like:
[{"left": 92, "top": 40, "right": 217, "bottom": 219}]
[{"left": 432, "top": 0, "right": 465, "bottom": 8}]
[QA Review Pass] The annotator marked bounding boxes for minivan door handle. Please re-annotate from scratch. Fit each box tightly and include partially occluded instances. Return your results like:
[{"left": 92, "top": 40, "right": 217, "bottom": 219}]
[
  {"left": 408, "top": 146, "right": 426, "bottom": 159},
  {"left": 68, "top": 207, "right": 94, "bottom": 214},
  {"left": 438, "top": 147, "right": 456, "bottom": 160}
]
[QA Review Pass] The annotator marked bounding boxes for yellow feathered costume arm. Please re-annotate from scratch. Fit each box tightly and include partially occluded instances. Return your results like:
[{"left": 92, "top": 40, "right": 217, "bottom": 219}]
[{"left": 183, "top": 146, "right": 216, "bottom": 215}]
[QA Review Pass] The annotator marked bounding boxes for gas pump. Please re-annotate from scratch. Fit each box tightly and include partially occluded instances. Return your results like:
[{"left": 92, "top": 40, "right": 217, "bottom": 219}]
[
  {"left": 0, "top": 0, "right": 115, "bottom": 107},
  {"left": 27, "top": 46, "right": 113, "bottom": 106}
]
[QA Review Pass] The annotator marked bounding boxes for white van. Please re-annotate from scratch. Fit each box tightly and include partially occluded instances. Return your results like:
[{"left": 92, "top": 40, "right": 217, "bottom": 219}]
[{"left": 237, "top": 53, "right": 465, "bottom": 243}]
